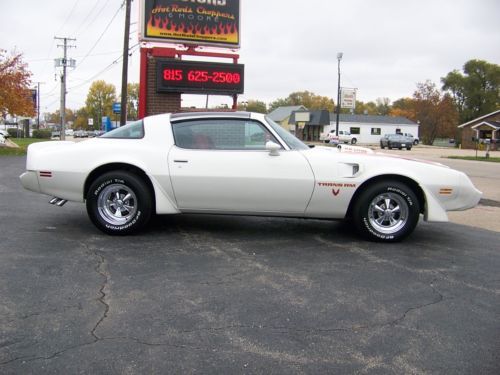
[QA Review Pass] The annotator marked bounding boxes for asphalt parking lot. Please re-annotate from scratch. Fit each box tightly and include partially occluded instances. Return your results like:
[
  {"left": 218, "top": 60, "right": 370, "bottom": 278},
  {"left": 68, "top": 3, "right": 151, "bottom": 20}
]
[{"left": 1, "top": 155, "right": 499, "bottom": 374}]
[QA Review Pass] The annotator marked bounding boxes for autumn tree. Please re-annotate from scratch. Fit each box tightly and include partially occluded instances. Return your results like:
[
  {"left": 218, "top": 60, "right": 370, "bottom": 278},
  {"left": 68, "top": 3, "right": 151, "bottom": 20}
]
[
  {"left": 353, "top": 101, "right": 378, "bottom": 115},
  {"left": 390, "top": 98, "right": 417, "bottom": 120},
  {"left": 442, "top": 59, "right": 500, "bottom": 123},
  {"left": 413, "top": 80, "right": 458, "bottom": 145},
  {"left": 86, "top": 80, "right": 116, "bottom": 128},
  {"left": 0, "top": 49, "right": 34, "bottom": 119},
  {"left": 268, "top": 91, "right": 334, "bottom": 112},
  {"left": 74, "top": 107, "right": 89, "bottom": 130},
  {"left": 238, "top": 99, "right": 267, "bottom": 113},
  {"left": 46, "top": 109, "right": 76, "bottom": 125},
  {"left": 126, "top": 83, "right": 139, "bottom": 121}
]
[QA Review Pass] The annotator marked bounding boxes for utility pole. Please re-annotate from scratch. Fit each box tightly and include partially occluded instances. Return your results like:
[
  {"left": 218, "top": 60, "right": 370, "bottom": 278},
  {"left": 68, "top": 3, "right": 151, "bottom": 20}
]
[
  {"left": 335, "top": 52, "right": 343, "bottom": 136},
  {"left": 34, "top": 82, "right": 45, "bottom": 130},
  {"left": 55, "top": 36, "right": 76, "bottom": 140},
  {"left": 120, "top": 0, "right": 132, "bottom": 126}
]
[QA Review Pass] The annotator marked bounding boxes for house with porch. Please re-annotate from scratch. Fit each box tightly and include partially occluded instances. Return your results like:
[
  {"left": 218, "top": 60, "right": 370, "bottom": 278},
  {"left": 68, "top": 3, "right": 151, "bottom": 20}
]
[{"left": 458, "top": 109, "right": 500, "bottom": 151}]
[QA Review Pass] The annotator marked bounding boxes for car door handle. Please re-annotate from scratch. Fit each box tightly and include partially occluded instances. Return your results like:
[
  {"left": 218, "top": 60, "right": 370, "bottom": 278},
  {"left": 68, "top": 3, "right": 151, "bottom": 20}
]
[{"left": 173, "top": 160, "right": 189, "bottom": 163}]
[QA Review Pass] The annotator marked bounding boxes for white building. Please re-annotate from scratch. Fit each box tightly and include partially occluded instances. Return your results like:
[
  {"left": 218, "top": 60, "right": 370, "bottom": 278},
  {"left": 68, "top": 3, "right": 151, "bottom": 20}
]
[{"left": 326, "top": 114, "right": 419, "bottom": 144}]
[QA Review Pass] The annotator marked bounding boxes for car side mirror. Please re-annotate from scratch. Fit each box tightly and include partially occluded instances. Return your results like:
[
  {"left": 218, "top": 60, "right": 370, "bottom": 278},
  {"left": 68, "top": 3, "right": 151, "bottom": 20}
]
[{"left": 266, "top": 141, "right": 281, "bottom": 156}]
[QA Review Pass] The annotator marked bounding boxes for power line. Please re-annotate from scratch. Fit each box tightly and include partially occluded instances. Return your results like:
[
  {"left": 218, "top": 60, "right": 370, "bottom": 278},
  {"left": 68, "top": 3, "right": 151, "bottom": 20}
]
[
  {"left": 68, "top": 43, "right": 139, "bottom": 92},
  {"left": 75, "top": 2, "right": 125, "bottom": 70},
  {"left": 57, "top": 0, "right": 82, "bottom": 35},
  {"left": 72, "top": 0, "right": 111, "bottom": 37}
]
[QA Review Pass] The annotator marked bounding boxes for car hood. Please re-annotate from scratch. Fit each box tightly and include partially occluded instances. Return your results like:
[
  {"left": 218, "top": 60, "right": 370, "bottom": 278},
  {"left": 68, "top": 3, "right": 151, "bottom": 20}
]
[{"left": 307, "top": 145, "right": 449, "bottom": 169}]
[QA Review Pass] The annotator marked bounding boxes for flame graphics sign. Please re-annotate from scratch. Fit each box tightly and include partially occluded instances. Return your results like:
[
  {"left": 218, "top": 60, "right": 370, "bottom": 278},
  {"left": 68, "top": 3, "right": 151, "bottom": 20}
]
[{"left": 141, "top": 0, "right": 240, "bottom": 47}]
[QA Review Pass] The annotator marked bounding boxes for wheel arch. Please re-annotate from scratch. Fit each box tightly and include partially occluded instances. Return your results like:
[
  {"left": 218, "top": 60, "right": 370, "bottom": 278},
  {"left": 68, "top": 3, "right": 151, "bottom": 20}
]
[
  {"left": 346, "top": 174, "right": 426, "bottom": 218},
  {"left": 84, "top": 163, "right": 156, "bottom": 211}
]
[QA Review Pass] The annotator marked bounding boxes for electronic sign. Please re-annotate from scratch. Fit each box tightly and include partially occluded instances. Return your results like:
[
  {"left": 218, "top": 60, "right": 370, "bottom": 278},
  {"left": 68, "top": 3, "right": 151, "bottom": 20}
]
[{"left": 157, "top": 59, "right": 244, "bottom": 95}]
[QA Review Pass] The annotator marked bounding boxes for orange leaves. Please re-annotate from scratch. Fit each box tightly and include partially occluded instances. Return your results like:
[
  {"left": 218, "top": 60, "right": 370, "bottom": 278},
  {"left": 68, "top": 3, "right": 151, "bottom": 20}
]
[{"left": 0, "top": 50, "right": 35, "bottom": 118}]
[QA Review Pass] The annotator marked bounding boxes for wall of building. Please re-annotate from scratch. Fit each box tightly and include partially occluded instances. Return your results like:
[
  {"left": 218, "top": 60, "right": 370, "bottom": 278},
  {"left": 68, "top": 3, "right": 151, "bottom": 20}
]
[
  {"left": 324, "top": 122, "right": 419, "bottom": 144},
  {"left": 145, "top": 56, "right": 181, "bottom": 116}
]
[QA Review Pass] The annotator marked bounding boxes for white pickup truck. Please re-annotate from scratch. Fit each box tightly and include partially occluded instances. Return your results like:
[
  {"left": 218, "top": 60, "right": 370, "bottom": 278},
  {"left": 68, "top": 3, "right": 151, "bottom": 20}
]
[{"left": 320, "top": 129, "right": 357, "bottom": 144}]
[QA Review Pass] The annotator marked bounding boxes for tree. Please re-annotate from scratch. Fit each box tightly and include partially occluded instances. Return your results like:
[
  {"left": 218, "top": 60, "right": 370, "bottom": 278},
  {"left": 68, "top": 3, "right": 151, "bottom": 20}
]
[
  {"left": 390, "top": 98, "right": 417, "bottom": 120},
  {"left": 413, "top": 80, "right": 458, "bottom": 145},
  {"left": 86, "top": 81, "right": 116, "bottom": 129},
  {"left": 238, "top": 99, "right": 267, "bottom": 113},
  {"left": 268, "top": 91, "right": 334, "bottom": 112},
  {"left": 127, "top": 83, "right": 139, "bottom": 121},
  {"left": 442, "top": 59, "right": 500, "bottom": 123},
  {"left": 375, "top": 97, "right": 391, "bottom": 116},
  {"left": 74, "top": 107, "right": 89, "bottom": 130},
  {"left": 354, "top": 101, "right": 378, "bottom": 115},
  {"left": 0, "top": 49, "right": 34, "bottom": 118},
  {"left": 46, "top": 109, "right": 76, "bottom": 125}
]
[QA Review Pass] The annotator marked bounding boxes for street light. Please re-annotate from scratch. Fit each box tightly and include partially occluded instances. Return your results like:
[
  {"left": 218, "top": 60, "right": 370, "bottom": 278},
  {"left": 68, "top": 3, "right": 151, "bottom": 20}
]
[{"left": 335, "top": 52, "right": 343, "bottom": 136}]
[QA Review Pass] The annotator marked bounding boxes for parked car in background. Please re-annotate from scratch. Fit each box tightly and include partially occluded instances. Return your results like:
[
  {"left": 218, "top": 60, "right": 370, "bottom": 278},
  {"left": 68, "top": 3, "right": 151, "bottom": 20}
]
[
  {"left": 65, "top": 129, "right": 74, "bottom": 137},
  {"left": 89, "top": 130, "right": 105, "bottom": 137},
  {"left": 74, "top": 130, "right": 88, "bottom": 138},
  {"left": 320, "top": 130, "right": 357, "bottom": 144},
  {"left": 51, "top": 131, "right": 61, "bottom": 139},
  {"left": 0, "top": 130, "right": 10, "bottom": 138},
  {"left": 380, "top": 134, "right": 413, "bottom": 150},
  {"left": 401, "top": 133, "right": 419, "bottom": 145},
  {"left": 20, "top": 112, "right": 481, "bottom": 242}
]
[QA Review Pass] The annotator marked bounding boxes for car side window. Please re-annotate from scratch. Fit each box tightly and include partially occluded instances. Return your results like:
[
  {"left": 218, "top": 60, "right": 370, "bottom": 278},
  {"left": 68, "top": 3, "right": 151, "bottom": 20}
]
[{"left": 172, "top": 119, "right": 280, "bottom": 150}]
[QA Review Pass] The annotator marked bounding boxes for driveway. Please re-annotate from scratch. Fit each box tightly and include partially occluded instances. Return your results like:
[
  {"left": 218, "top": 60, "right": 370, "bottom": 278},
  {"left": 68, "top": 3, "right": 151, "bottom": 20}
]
[{"left": 1, "top": 155, "right": 499, "bottom": 374}]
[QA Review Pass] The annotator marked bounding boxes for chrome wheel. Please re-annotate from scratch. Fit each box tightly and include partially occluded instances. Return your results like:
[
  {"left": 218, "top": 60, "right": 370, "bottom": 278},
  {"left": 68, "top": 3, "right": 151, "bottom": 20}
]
[
  {"left": 97, "top": 183, "right": 137, "bottom": 226},
  {"left": 367, "top": 192, "right": 409, "bottom": 234}
]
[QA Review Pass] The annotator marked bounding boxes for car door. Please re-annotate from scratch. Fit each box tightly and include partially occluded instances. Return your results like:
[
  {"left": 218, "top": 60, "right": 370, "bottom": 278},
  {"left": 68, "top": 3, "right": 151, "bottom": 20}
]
[{"left": 167, "top": 118, "right": 315, "bottom": 214}]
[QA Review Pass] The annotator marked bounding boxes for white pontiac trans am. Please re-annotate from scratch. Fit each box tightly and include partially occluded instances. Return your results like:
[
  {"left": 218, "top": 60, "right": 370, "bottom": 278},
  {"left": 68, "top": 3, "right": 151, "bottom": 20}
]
[{"left": 20, "top": 112, "right": 481, "bottom": 242}]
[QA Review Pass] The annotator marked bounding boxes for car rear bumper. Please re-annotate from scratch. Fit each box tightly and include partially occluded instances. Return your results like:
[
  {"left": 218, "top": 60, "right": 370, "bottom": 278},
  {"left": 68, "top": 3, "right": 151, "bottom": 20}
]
[{"left": 20, "top": 171, "right": 40, "bottom": 193}]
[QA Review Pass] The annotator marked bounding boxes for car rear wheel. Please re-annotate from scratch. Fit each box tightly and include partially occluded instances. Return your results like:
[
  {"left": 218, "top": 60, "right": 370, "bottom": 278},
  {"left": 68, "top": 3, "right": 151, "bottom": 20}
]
[
  {"left": 352, "top": 180, "right": 420, "bottom": 242},
  {"left": 86, "top": 171, "right": 153, "bottom": 235}
]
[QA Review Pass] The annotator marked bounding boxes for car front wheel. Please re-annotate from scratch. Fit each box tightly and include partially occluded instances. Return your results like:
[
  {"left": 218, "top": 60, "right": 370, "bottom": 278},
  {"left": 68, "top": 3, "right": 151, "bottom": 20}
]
[
  {"left": 352, "top": 181, "right": 420, "bottom": 242},
  {"left": 351, "top": 138, "right": 357, "bottom": 145},
  {"left": 86, "top": 171, "right": 153, "bottom": 235}
]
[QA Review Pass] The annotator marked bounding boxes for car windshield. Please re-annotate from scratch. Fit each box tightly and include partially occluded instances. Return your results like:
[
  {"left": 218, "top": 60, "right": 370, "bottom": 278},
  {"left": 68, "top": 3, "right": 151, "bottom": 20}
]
[
  {"left": 265, "top": 116, "right": 309, "bottom": 150},
  {"left": 100, "top": 120, "right": 144, "bottom": 139}
]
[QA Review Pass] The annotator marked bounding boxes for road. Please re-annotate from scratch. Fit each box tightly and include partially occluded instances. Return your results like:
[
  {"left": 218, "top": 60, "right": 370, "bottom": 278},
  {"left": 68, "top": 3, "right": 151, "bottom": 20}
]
[{"left": 0, "top": 155, "right": 499, "bottom": 374}]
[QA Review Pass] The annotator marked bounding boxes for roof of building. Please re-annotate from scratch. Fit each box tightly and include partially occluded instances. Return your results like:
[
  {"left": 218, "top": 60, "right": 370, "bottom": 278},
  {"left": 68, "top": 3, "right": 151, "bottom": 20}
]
[
  {"left": 471, "top": 121, "right": 500, "bottom": 130},
  {"left": 458, "top": 109, "right": 500, "bottom": 128},
  {"left": 289, "top": 110, "right": 330, "bottom": 125},
  {"left": 329, "top": 113, "right": 418, "bottom": 125},
  {"left": 267, "top": 105, "right": 308, "bottom": 122}
]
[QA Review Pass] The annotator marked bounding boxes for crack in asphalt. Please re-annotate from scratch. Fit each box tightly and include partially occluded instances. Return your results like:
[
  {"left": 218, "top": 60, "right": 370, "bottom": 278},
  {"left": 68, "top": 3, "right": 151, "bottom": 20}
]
[
  {"left": 315, "top": 236, "right": 500, "bottom": 295},
  {"left": 89, "top": 250, "right": 110, "bottom": 341},
  {"left": 0, "top": 242, "right": 111, "bottom": 366}
]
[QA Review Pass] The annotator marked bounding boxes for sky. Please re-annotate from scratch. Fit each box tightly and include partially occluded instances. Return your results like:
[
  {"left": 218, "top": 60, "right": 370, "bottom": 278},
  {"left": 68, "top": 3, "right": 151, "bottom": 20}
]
[{"left": 1, "top": 0, "right": 499, "bottom": 115}]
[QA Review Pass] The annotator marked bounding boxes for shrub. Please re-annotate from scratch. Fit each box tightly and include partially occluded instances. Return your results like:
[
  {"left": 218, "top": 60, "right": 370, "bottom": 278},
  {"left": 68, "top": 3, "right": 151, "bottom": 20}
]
[
  {"left": 32, "top": 129, "right": 52, "bottom": 139},
  {"left": 7, "top": 128, "right": 23, "bottom": 138}
]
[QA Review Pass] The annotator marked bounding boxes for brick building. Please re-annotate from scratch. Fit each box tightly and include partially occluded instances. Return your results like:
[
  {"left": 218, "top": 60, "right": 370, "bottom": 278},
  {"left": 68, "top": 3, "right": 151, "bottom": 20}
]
[{"left": 458, "top": 109, "right": 500, "bottom": 151}]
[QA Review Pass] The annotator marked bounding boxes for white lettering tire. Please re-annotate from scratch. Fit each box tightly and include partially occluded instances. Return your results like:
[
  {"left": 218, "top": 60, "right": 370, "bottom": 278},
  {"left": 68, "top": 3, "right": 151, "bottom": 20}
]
[
  {"left": 352, "top": 181, "right": 420, "bottom": 242},
  {"left": 86, "top": 171, "right": 152, "bottom": 235}
]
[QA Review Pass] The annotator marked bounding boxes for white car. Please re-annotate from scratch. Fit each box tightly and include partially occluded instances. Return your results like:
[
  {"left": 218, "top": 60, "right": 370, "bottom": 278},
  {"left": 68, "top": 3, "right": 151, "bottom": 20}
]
[
  {"left": 321, "top": 130, "right": 357, "bottom": 144},
  {"left": 19, "top": 112, "right": 481, "bottom": 242}
]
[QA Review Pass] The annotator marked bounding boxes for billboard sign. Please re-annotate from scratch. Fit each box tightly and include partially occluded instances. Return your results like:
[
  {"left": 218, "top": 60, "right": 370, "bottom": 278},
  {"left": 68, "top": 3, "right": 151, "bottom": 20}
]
[
  {"left": 140, "top": 0, "right": 240, "bottom": 48},
  {"left": 341, "top": 88, "right": 356, "bottom": 109},
  {"left": 157, "top": 59, "right": 244, "bottom": 95}
]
